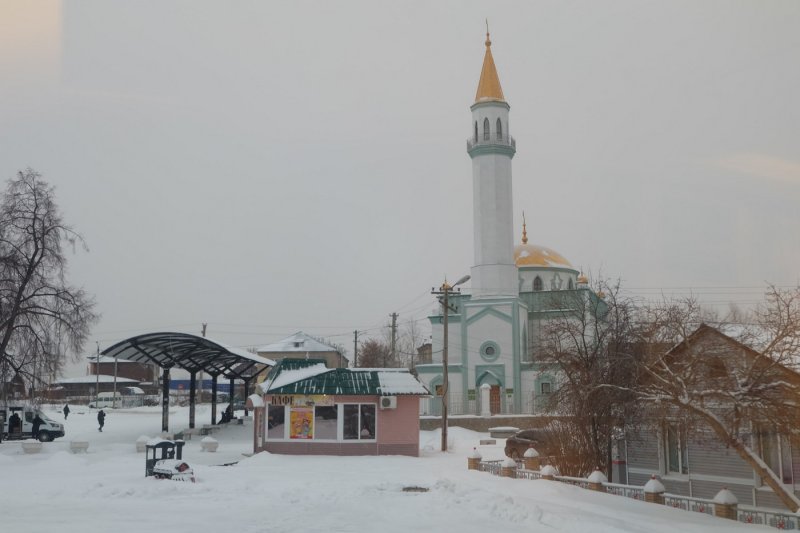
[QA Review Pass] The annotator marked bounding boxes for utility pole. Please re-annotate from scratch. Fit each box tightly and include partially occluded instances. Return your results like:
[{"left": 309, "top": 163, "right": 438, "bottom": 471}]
[
  {"left": 431, "top": 275, "right": 469, "bottom": 452},
  {"left": 353, "top": 330, "right": 359, "bottom": 368},
  {"left": 389, "top": 312, "right": 398, "bottom": 367}
]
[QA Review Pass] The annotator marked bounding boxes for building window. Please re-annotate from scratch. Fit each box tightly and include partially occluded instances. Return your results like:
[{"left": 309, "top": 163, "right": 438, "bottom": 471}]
[
  {"left": 533, "top": 276, "right": 543, "bottom": 291},
  {"left": 267, "top": 405, "right": 285, "bottom": 439},
  {"left": 496, "top": 118, "right": 503, "bottom": 140},
  {"left": 568, "top": 279, "right": 574, "bottom": 289},
  {"left": 479, "top": 341, "right": 500, "bottom": 362},
  {"left": 314, "top": 405, "right": 338, "bottom": 440},
  {"left": 540, "top": 382, "right": 551, "bottom": 395},
  {"left": 483, "top": 118, "right": 490, "bottom": 140},
  {"left": 474, "top": 121, "right": 478, "bottom": 142},
  {"left": 343, "top": 404, "right": 376, "bottom": 440},
  {"left": 665, "top": 424, "right": 688, "bottom": 474},
  {"left": 759, "top": 428, "right": 793, "bottom": 485}
]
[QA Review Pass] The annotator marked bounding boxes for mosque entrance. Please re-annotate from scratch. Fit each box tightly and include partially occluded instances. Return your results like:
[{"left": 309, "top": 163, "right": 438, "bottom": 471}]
[{"left": 489, "top": 386, "right": 501, "bottom": 415}]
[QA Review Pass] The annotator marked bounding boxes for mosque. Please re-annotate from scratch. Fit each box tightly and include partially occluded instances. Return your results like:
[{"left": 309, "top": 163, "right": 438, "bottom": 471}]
[{"left": 416, "top": 32, "right": 603, "bottom": 417}]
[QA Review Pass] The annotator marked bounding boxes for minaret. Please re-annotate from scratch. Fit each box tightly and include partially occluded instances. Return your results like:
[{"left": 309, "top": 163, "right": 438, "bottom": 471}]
[{"left": 467, "top": 31, "right": 517, "bottom": 299}]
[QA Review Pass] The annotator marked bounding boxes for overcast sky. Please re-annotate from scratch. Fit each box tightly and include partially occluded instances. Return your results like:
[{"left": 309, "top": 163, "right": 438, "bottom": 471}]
[{"left": 1, "top": 1, "right": 798, "bottom": 375}]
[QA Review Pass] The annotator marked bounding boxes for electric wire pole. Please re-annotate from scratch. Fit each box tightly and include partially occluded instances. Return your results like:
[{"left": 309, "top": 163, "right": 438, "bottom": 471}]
[
  {"left": 431, "top": 275, "right": 470, "bottom": 452},
  {"left": 389, "top": 312, "right": 398, "bottom": 367},
  {"left": 353, "top": 330, "right": 359, "bottom": 368}
]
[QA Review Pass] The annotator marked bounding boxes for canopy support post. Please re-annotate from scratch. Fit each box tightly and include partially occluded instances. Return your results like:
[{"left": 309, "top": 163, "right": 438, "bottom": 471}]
[
  {"left": 211, "top": 374, "right": 218, "bottom": 425},
  {"left": 189, "top": 371, "right": 197, "bottom": 429},
  {"left": 161, "top": 367, "right": 170, "bottom": 432}
]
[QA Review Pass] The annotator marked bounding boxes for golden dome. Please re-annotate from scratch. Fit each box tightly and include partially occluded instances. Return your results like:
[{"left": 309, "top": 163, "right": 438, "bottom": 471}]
[
  {"left": 577, "top": 273, "right": 589, "bottom": 284},
  {"left": 514, "top": 217, "right": 572, "bottom": 268},
  {"left": 514, "top": 243, "right": 573, "bottom": 268},
  {"left": 474, "top": 31, "right": 506, "bottom": 104}
]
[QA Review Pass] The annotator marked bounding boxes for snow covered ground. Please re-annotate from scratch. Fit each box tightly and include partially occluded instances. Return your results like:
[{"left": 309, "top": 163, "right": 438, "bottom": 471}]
[{"left": 0, "top": 405, "right": 773, "bottom": 533}]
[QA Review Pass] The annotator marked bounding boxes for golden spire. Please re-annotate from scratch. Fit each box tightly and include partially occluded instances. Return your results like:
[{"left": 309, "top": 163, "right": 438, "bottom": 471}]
[
  {"left": 474, "top": 22, "right": 506, "bottom": 104},
  {"left": 521, "top": 212, "right": 528, "bottom": 244}
]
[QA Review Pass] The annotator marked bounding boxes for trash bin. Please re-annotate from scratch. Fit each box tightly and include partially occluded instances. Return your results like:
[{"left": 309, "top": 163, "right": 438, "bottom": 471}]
[{"left": 145, "top": 439, "right": 185, "bottom": 477}]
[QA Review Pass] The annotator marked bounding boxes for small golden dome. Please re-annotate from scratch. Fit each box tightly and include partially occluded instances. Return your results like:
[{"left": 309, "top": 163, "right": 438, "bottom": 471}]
[
  {"left": 514, "top": 243, "right": 573, "bottom": 268},
  {"left": 577, "top": 273, "right": 589, "bottom": 284}
]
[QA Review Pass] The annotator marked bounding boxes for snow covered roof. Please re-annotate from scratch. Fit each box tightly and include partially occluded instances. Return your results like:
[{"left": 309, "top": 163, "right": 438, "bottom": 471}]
[
  {"left": 100, "top": 332, "right": 275, "bottom": 377},
  {"left": 260, "top": 359, "right": 429, "bottom": 396},
  {"left": 55, "top": 374, "right": 141, "bottom": 384},
  {"left": 257, "top": 331, "right": 346, "bottom": 360}
]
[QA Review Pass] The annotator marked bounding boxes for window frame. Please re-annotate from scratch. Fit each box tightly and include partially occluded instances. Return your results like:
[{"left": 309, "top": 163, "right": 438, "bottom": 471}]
[
  {"left": 663, "top": 423, "right": 688, "bottom": 476},
  {"left": 342, "top": 403, "right": 377, "bottom": 441},
  {"left": 757, "top": 427, "right": 793, "bottom": 486}
]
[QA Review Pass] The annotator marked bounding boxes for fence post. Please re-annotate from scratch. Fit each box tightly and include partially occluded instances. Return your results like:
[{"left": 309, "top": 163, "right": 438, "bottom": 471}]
[
  {"left": 500, "top": 457, "right": 517, "bottom": 478},
  {"left": 587, "top": 467, "right": 608, "bottom": 492},
  {"left": 540, "top": 464, "right": 558, "bottom": 481},
  {"left": 468, "top": 447, "right": 482, "bottom": 470},
  {"left": 712, "top": 488, "right": 738, "bottom": 520},
  {"left": 643, "top": 475, "right": 665, "bottom": 505},
  {"left": 523, "top": 446, "right": 540, "bottom": 470}
]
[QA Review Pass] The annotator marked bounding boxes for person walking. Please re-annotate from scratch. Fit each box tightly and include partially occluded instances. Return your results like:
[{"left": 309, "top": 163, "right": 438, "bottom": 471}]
[
  {"left": 31, "top": 413, "right": 44, "bottom": 440},
  {"left": 97, "top": 409, "right": 106, "bottom": 432},
  {"left": 63, "top": 404, "right": 70, "bottom": 420}
]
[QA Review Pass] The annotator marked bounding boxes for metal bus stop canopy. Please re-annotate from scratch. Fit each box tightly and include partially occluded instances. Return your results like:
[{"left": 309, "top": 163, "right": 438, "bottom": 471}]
[{"left": 101, "top": 332, "right": 275, "bottom": 432}]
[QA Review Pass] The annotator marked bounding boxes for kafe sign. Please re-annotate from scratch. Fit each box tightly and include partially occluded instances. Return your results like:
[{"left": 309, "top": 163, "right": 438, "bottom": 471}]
[{"left": 268, "top": 394, "right": 333, "bottom": 407}]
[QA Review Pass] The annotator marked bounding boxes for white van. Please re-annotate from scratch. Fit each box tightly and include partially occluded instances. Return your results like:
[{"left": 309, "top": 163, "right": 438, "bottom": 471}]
[
  {"left": 1, "top": 405, "right": 65, "bottom": 442},
  {"left": 88, "top": 392, "right": 122, "bottom": 409}
]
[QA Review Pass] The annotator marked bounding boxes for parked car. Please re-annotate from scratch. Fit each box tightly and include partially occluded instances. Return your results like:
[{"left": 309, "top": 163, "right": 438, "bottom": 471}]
[{"left": 504, "top": 428, "right": 551, "bottom": 460}]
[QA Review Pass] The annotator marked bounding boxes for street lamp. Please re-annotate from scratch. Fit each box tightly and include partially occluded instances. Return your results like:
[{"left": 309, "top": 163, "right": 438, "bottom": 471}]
[{"left": 431, "top": 274, "right": 470, "bottom": 452}]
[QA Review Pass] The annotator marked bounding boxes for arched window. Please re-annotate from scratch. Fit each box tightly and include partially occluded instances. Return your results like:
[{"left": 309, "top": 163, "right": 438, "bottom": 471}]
[
  {"left": 474, "top": 121, "right": 478, "bottom": 142},
  {"left": 533, "top": 276, "right": 543, "bottom": 291},
  {"left": 568, "top": 279, "right": 574, "bottom": 289},
  {"left": 496, "top": 118, "right": 503, "bottom": 140},
  {"left": 483, "top": 118, "right": 490, "bottom": 140}
]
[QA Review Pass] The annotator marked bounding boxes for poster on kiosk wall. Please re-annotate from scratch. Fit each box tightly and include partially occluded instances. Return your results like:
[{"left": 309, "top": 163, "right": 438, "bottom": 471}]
[{"left": 289, "top": 407, "right": 313, "bottom": 439}]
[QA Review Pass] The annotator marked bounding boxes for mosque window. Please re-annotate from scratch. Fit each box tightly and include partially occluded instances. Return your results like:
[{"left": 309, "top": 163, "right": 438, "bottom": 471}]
[
  {"left": 568, "top": 278, "right": 574, "bottom": 289},
  {"left": 483, "top": 118, "right": 490, "bottom": 140},
  {"left": 496, "top": 118, "right": 502, "bottom": 140},
  {"left": 474, "top": 121, "right": 478, "bottom": 142},
  {"left": 533, "top": 276, "right": 543, "bottom": 291},
  {"left": 479, "top": 341, "right": 500, "bottom": 362}
]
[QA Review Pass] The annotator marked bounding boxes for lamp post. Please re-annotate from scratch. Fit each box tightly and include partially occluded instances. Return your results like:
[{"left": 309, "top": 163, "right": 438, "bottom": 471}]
[{"left": 431, "top": 274, "right": 470, "bottom": 452}]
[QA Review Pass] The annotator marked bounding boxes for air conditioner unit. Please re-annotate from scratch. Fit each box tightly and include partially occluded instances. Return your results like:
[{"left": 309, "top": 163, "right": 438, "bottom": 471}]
[{"left": 380, "top": 396, "right": 397, "bottom": 409}]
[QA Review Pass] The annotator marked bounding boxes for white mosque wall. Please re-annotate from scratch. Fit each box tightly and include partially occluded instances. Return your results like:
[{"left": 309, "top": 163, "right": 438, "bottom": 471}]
[{"left": 518, "top": 267, "right": 579, "bottom": 294}]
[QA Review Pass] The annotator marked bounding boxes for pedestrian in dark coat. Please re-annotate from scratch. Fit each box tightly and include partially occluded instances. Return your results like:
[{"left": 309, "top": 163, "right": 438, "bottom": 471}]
[
  {"left": 9, "top": 412, "right": 21, "bottom": 435},
  {"left": 63, "top": 404, "right": 70, "bottom": 420},
  {"left": 97, "top": 409, "right": 106, "bottom": 432},
  {"left": 32, "top": 414, "right": 44, "bottom": 439}
]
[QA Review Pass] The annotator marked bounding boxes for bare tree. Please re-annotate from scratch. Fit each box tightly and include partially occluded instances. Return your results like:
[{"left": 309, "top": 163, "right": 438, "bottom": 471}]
[
  {"left": 0, "top": 169, "right": 98, "bottom": 401},
  {"left": 356, "top": 339, "right": 392, "bottom": 368},
  {"left": 537, "top": 279, "right": 640, "bottom": 478},
  {"left": 620, "top": 287, "right": 800, "bottom": 511}
]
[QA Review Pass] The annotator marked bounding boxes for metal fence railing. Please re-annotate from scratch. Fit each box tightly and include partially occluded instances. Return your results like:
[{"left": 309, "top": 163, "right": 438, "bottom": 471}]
[
  {"left": 737, "top": 506, "right": 800, "bottom": 530},
  {"left": 475, "top": 458, "right": 799, "bottom": 530}
]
